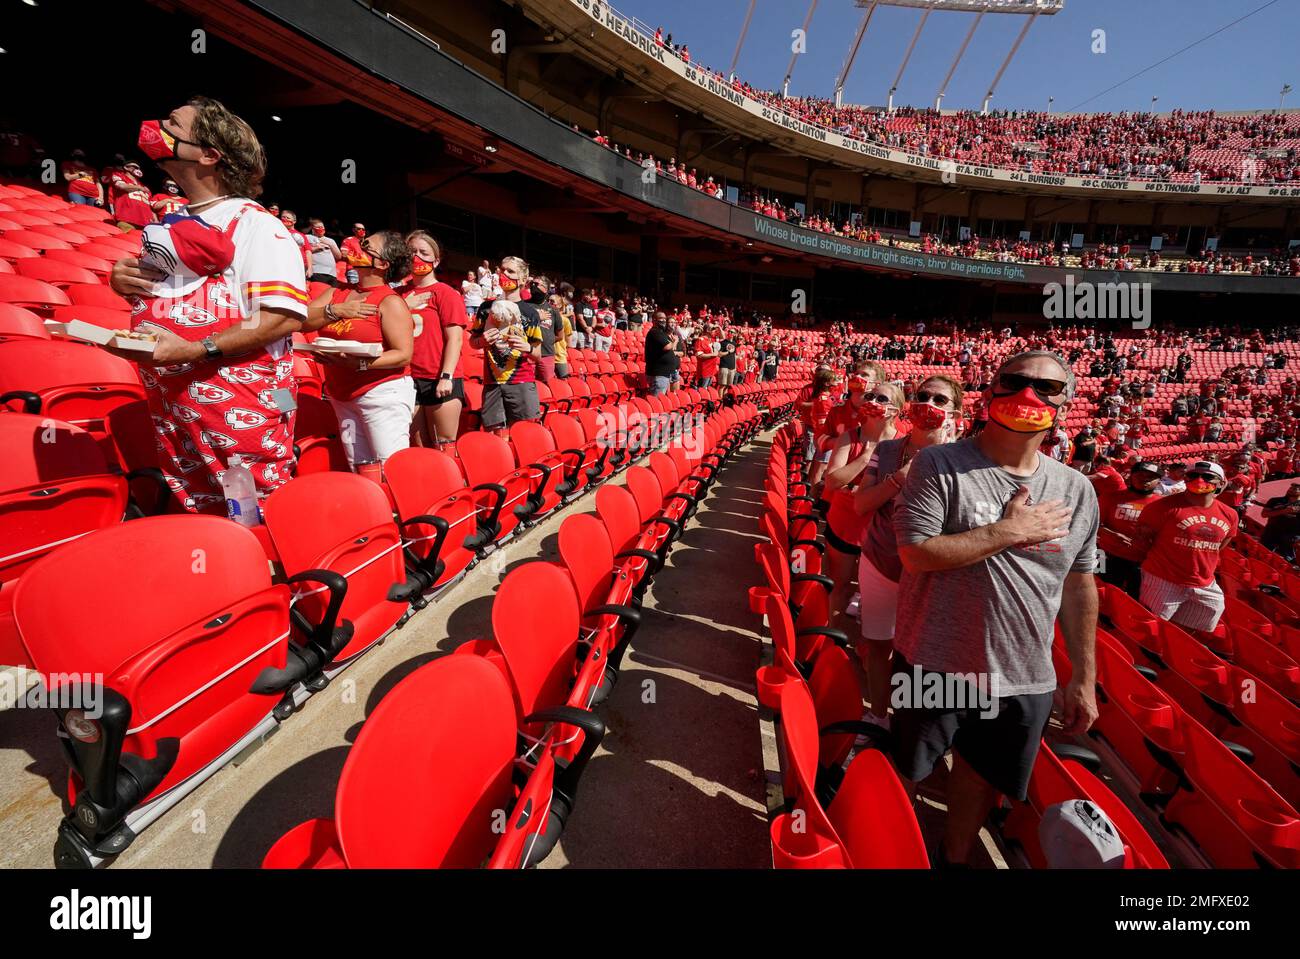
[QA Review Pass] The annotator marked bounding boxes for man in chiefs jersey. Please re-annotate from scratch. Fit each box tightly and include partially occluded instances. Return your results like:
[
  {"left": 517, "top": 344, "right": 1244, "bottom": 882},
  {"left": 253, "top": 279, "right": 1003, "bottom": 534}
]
[
  {"left": 109, "top": 97, "right": 306, "bottom": 513},
  {"left": 150, "top": 179, "right": 187, "bottom": 218},
  {"left": 1097, "top": 461, "right": 1165, "bottom": 598}
]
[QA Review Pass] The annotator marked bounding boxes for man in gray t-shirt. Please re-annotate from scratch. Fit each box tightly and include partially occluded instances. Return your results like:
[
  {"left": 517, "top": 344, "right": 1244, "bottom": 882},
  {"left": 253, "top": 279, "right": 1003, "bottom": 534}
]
[{"left": 889, "top": 349, "right": 1100, "bottom": 867}]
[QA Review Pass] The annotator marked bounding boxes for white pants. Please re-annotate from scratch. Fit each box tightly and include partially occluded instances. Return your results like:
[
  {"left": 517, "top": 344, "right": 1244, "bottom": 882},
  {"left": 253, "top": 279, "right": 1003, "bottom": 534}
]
[
  {"left": 1139, "top": 571, "right": 1225, "bottom": 632},
  {"left": 329, "top": 376, "right": 416, "bottom": 469},
  {"left": 857, "top": 551, "right": 901, "bottom": 642},
  {"left": 569, "top": 331, "right": 588, "bottom": 349},
  {"left": 592, "top": 334, "right": 612, "bottom": 353}
]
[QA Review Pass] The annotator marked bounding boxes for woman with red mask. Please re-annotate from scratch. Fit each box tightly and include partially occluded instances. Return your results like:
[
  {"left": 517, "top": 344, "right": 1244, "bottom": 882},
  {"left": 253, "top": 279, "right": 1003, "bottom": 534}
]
[
  {"left": 851, "top": 376, "right": 962, "bottom": 730},
  {"left": 402, "top": 230, "right": 466, "bottom": 447},
  {"left": 303, "top": 230, "right": 416, "bottom": 469},
  {"left": 109, "top": 98, "right": 306, "bottom": 513},
  {"left": 819, "top": 378, "right": 903, "bottom": 633},
  {"left": 795, "top": 368, "right": 841, "bottom": 465}
]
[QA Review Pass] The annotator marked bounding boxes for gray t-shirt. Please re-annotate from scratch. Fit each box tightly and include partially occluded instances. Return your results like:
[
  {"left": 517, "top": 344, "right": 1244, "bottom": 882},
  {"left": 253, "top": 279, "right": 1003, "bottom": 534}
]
[{"left": 892, "top": 438, "right": 1098, "bottom": 696}]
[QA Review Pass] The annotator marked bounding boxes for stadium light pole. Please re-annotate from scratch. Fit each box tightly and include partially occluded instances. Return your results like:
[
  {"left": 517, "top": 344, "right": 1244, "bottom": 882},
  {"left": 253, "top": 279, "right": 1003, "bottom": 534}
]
[
  {"left": 729, "top": 0, "right": 756, "bottom": 83},
  {"left": 981, "top": 11, "right": 1038, "bottom": 115},
  {"left": 1048, "top": 95, "right": 1054, "bottom": 112},
  {"left": 935, "top": 11, "right": 984, "bottom": 112},
  {"left": 887, "top": 7, "right": 931, "bottom": 112},
  {"left": 1282, "top": 84, "right": 1293, "bottom": 112},
  {"left": 782, "top": 0, "right": 819, "bottom": 99},
  {"left": 834, "top": 0, "right": 878, "bottom": 109}
]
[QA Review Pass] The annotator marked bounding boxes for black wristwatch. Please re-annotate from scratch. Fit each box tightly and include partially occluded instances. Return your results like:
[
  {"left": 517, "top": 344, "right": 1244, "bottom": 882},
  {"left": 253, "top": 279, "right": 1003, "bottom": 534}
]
[
  {"left": 201, "top": 336, "right": 222, "bottom": 361},
  {"left": 439, "top": 372, "right": 453, "bottom": 382}
]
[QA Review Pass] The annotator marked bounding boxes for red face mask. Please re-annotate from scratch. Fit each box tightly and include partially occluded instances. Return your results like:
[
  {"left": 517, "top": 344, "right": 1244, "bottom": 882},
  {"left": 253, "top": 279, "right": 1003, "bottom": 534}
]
[
  {"left": 988, "top": 387, "right": 1059, "bottom": 433},
  {"left": 857, "top": 401, "right": 888, "bottom": 421},
  {"left": 411, "top": 255, "right": 435, "bottom": 277},
  {"left": 846, "top": 375, "right": 869, "bottom": 393},
  {"left": 137, "top": 119, "right": 193, "bottom": 161},
  {"left": 497, "top": 272, "right": 519, "bottom": 293},
  {"left": 311, "top": 226, "right": 325, "bottom": 237},
  {"left": 908, "top": 401, "right": 948, "bottom": 431}
]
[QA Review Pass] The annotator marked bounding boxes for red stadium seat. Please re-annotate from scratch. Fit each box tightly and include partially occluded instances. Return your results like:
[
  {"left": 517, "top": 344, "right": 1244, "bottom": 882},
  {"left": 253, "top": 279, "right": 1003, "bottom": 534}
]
[
  {"left": 0, "top": 338, "right": 145, "bottom": 441},
  {"left": 12, "top": 516, "right": 305, "bottom": 868},
  {"left": 455, "top": 430, "right": 538, "bottom": 543},
  {"left": 556, "top": 513, "right": 641, "bottom": 701},
  {"left": 0, "top": 274, "right": 72, "bottom": 311},
  {"left": 262, "top": 472, "right": 421, "bottom": 668},
  {"left": 0, "top": 303, "right": 48, "bottom": 340},
  {"left": 769, "top": 648, "right": 928, "bottom": 869},
  {"left": 262, "top": 654, "right": 601, "bottom": 868},
  {"left": 384, "top": 446, "right": 487, "bottom": 592},
  {"left": 64, "top": 282, "right": 131, "bottom": 309}
]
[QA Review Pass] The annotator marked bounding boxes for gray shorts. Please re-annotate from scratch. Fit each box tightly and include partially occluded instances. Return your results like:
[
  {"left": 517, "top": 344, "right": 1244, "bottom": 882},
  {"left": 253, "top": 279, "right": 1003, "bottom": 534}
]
[{"left": 480, "top": 381, "right": 540, "bottom": 429}]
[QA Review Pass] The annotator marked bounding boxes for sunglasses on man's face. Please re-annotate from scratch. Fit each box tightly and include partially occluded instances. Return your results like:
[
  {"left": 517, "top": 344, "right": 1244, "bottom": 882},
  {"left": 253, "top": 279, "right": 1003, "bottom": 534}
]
[
  {"left": 914, "top": 390, "right": 952, "bottom": 407},
  {"left": 997, "top": 372, "right": 1068, "bottom": 398},
  {"left": 866, "top": 393, "right": 894, "bottom": 405},
  {"left": 1186, "top": 471, "right": 1218, "bottom": 482}
]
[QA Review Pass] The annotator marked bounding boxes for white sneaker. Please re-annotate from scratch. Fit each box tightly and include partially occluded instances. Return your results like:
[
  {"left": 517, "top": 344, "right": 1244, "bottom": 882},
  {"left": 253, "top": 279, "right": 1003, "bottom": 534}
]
[{"left": 846, "top": 592, "right": 861, "bottom": 619}]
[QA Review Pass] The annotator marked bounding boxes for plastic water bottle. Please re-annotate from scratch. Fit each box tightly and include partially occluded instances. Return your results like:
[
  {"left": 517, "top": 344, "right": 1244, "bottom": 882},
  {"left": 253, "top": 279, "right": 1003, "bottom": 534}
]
[{"left": 221, "top": 455, "right": 261, "bottom": 527}]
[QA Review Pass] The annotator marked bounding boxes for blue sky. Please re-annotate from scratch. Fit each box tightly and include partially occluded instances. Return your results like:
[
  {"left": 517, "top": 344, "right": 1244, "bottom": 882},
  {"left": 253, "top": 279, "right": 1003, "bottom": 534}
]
[{"left": 611, "top": 0, "right": 1296, "bottom": 113}]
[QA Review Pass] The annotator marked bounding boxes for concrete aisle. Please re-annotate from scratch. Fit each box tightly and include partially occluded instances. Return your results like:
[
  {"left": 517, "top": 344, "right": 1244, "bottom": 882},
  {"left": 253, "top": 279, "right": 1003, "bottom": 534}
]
[{"left": 0, "top": 435, "right": 776, "bottom": 869}]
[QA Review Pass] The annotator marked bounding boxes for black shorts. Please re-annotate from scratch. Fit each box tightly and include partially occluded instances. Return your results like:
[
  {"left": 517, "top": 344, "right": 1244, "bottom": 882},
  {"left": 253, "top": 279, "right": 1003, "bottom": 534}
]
[
  {"left": 888, "top": 653, "right": 1052, "bottom": 800},
  {"left": 413, "top": 376, "right": 466, "bottom": 407}
]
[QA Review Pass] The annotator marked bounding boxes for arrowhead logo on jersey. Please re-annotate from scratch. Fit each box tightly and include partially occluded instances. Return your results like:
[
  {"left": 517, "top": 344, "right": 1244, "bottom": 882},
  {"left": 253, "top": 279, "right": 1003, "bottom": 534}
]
[
  {"left": 174, "top": 456, "right": 204, "bottom": 474},
  {"left": 260, "top": 430, "right": 288, "bottom": 458},
  {"left": 257, "top": 389, "right": 281, "bottom": 411},
  {"left": 164, "top": 474, "right": 188, "bottom": 492},
  {"left": 261, "top": 462, "right": 285, "bottom": 485},
  {"left": 151, "top": 414, "right": 177, "bottom": 435},
  {"left": 275, "top": 357, "right": 294, "bottom": 380},
  {"left": 139, "top": 369, "right": 159, "bottom": 390},
  {"left": 183, "top": 493, "right": 225, "bottom": 510},
  {"left": 155, "top": 363, "right": 195, "bottom": 377},
  {"left": 169, "top": 302, "right": 220, "bottom": 328},
  {"left": 168, "top": 403, "right": 202, "bottom": 423},
  {"left": 200, "top": 429, "right": 237, "bottom": 450},
  {"left": 217, "top": 365, "right": 268, "bottom": 386},
  {"left": 189, "top": 381, "right": 234, "bottom": 405},
  {"left": 225, "top": 407, "right": 268, "bottom": 430}
]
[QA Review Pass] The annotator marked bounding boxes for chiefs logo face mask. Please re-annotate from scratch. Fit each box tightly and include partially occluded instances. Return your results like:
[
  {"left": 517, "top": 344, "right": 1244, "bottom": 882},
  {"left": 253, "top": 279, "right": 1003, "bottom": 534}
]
[
  {"left": 988, "top": 387, "right": 1060, "bottom": 434},
  {"left": 1185, "top": 479, "right": 1217, "bottom": 495},
  {"left": 846, "top": 375, "right": 869, "bottom": 394},
  {"left": 857, "top": 400, "right": 888, "bottom": 421},
  {"left": 497, "top": 272, "right": 519, "bottom": 293},
  {"left": 908, "top": 401, "right": 948, "bottom": 431},
  {"left": 411, "top": 255, "right": 435, "bottom": 277}
]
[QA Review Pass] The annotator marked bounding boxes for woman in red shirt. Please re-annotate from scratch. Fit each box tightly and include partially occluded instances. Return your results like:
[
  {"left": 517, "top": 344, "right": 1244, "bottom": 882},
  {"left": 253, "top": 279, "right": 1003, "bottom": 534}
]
[
  {"left": 303, "top": 230, "right": 415, "bottom": 469},
  {"left": 402, "top": 231, "right": 467, "bottom": 448}
]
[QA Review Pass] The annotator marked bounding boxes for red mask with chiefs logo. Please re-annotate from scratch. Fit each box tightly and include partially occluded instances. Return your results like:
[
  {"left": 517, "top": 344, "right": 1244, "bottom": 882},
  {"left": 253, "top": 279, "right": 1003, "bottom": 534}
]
[
  {"left": 908, "top": 401, "right": 948, "bottom": 431},
  {"left": 988, "top": 387, "right": 1060, "bottom": 433}
]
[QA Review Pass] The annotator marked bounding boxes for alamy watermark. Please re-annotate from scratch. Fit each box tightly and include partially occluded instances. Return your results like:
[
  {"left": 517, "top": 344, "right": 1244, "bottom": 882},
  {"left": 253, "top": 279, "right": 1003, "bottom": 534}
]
[
  {"left": 1, "top": 669, "right": 104, "bottom": 717},
  {"left": 890, "top": 664, "right": 1001, "bottom": 718},
  {"left": 1042, "top": 274, "right": 1151, "bottom": 329}
]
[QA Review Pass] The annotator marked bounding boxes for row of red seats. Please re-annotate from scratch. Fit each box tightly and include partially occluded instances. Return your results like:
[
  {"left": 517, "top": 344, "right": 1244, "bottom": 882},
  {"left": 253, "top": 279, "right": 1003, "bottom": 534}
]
[
  {"left": 2, "top": 361, "right": 790, "bottom": 866},
  {"left": 261, "top": 393, "right": 788, "bottom": 867}
]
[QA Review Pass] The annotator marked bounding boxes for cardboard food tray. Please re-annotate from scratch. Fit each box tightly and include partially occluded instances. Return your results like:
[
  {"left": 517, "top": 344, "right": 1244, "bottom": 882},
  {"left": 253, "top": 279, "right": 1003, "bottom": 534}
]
[
  {"left": 297, "top": 338, "right": 383, "bottom": 358},
  {"left": 62, "top": 319, "right": 158, "bottom": 355}
]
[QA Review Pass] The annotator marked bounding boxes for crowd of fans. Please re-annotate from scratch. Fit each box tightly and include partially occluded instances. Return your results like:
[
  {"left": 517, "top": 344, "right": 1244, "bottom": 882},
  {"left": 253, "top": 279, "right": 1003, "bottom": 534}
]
[{"left": 639, "top": 22, "right": 1300, "bottom": 185}]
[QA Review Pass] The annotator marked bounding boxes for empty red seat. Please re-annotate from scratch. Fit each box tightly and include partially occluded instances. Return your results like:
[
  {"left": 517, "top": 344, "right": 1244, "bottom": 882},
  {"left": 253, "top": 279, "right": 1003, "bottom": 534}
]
[
  {"left": 0, "top": 338, "right": 144, "bottom": 442},
  {"left": 0, "top": 274, "right": 71, "bottom": 311},
  {"left": 456, "top": 430, "right": 539, "bottom": 544},
  {"left": 262, "top": 654, "right": 601, "bottom": 868},
  {"left": 263, "top": 472, "right": 420, "bottom": 668},
  {"left": 0, "top": 302, "right": 48, "bottom": 340},
  {"left": 384, "top": 446, "right": 487, "bottom": 593},
  {"left": 13, "top": 516, "right": 303, "bottom": 867}
]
